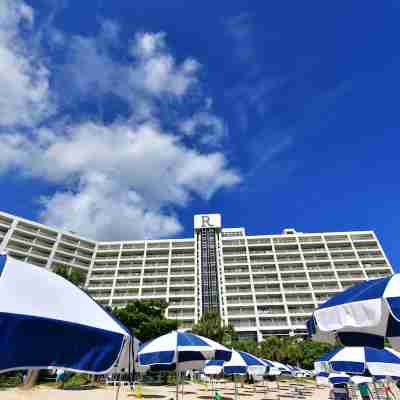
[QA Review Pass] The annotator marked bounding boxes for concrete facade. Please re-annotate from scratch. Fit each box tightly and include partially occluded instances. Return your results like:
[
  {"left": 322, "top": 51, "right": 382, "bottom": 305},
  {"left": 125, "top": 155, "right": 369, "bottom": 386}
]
[{"left": 0, "top": 211, "right": 393, "bottom": 341}]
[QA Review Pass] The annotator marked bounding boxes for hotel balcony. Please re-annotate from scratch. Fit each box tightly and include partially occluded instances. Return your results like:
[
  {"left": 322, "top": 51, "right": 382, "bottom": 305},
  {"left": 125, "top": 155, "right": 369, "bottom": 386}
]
[
  {"left": 255, "top": 295, "right": 284, "bottom": 304},
  {"left": 226, "top": 295, "right": 254, "bottom": 305}
]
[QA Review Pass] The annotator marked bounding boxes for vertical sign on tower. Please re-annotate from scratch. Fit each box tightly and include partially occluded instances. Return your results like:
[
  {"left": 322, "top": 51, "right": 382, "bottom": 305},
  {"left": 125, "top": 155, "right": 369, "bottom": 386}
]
[{"left": 194, "top": 214, "right": 222, "bottom": 316}]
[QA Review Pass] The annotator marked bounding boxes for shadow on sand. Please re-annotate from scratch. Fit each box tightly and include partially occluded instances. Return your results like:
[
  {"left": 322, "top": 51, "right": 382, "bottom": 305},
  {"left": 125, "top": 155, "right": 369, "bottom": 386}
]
[{"left": 63, "top": 385, "right": 99, "bottom": 391}]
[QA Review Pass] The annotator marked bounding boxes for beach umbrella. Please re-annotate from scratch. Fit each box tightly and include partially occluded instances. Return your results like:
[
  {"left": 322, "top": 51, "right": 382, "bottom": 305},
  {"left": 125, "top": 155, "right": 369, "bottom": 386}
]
[
  {"left": 138, "top": 330, "right": 231, "bottom": 370},
  {"left": 223, "top": 350, "right": 269, "bottom": 400},
  {"left": 222, "top": 350, "right": 267, "bottom": 375},
  {"left": 203, "top": 360, "right": 225, "bottom": 397},
  {"left": 350, "top": 376, "right": 373, "bottom": 384},
  {"left": 138, "top": 330, "right": 231, "bottom": 400},
  {"left": 317, "top": 346, "right": 400, "bottom": 378},
  {"left": 328, "top": 372, "right": 350, "bottom": 385},
  {"left": 202, "top": 350, "right": 268, "bottom": 378},
  {"left": 261, "top": 359, "right": 281, "bottom": 376},
  {"left": 0, "top": 254, "right": 135, "bottom": 375},
  {"left": 315, "top": 371, "right": 329, "bottom": 385},
  {"left": 203, "top": 359, "right": 224, "bottom": 375},
  {"left": 307, "top": 275, "right": 400, "bottom": 349},
  {"left": 202, "top": 350, "right": 269, "bottom": 400},
  {"left": 269, "top": 361, "right": 293, "bottom": 374}
]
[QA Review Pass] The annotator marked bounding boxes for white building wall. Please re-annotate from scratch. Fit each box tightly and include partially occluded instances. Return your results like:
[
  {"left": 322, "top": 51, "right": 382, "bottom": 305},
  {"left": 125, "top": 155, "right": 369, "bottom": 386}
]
[{"left": 0, "top": 211, "right": 394, "bottom": 341}]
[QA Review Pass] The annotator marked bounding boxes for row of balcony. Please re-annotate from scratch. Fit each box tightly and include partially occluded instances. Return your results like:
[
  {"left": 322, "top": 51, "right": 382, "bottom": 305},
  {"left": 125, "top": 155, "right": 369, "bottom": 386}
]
[{"left": 97, "top": 241, "right": 194, "bottom": 251}]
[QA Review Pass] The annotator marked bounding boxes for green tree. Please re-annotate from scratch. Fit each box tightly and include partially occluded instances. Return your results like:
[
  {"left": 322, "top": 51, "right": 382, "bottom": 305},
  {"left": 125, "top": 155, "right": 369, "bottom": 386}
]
[
  {"left": 232, "top": 339, "right": 260, "bottom": 356},
  {"left": 281, "top": 337, "right": 304, "bottom": 367},
  {"left": 111, "top": 300, "right": 179, "bottom": 342},
  {"left": 299, "top": 339, "right": 334, "bottom": 370},
  {"left": 191, "top": 311, "right": 237, "bottom": 346},
  {"left": 53, "top": 265, "right": 85, "bottom": 287},
  {"left": 259, "top": 336, "right": 286, "bottom": 361},
  {"left": 260, "top": 336, "right": 334, "bottom": 369}
]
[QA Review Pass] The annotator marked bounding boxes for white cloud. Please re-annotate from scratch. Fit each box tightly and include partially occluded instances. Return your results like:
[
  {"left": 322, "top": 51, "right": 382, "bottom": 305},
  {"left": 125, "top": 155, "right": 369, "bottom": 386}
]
[
  {"left": 62, "top": 30, "right": 200, "bottom": 106},
  {"left": 179, "top": 112, "right": 226, "bottom": 146},
  {"left": 0, "top": 7, "right": 240, "bottom": 240},
  {"left": 1, "top": 120, "right": 240, "bottom": 239},
  {"left": 0, "top": 0, "right": 53, "bottom": 127},
  {"left": 131, "top": 32, "right": 166, "bottom": 58},
  {"left": 131, "top": 32, "right": 200, "bottom": 97},
  {"left": 39, "top": 172, "right": 183, "bottom": 241}
]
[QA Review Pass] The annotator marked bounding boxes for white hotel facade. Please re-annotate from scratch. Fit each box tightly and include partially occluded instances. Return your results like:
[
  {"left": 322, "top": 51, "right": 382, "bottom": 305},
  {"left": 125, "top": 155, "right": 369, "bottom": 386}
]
[{"left": 0, "top": 211, "right": 393, "bottom": 341}]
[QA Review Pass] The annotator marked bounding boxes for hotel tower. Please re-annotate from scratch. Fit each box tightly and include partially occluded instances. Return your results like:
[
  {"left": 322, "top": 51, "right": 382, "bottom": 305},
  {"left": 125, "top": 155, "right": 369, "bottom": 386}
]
[{"left": 0, "top": 211, "right": 393, "bottom": 341}]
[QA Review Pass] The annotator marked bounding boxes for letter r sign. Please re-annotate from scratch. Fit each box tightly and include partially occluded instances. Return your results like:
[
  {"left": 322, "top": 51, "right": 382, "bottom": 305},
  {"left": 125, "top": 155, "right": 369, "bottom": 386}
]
[
  {"left": 201, "top": 215, "right": 214, "bottom": 228},
  {"left": 194, "top": 214, "right": 221, "bottom": 229}
]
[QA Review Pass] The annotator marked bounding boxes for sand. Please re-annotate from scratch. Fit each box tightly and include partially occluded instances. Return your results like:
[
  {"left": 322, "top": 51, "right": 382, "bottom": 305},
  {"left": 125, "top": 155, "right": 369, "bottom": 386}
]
[{"left": 0, "top": 382, "right": 329, "bottom": 400}]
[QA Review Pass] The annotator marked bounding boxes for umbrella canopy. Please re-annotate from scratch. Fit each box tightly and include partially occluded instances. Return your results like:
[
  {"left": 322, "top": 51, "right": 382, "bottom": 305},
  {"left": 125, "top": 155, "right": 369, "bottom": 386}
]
[
  {"left": 317, "top": 347, "right": 400, "bottom": 377},
  {"left": 270, "top": 361, "right": 293, "bottom": 374},
  {"left": 223, "top": 350, "right": 267, "bottom": 376},
  {"left": 203, "top": 359, "right": 224, "bottom": 375},
  {"left": 138, "top": 330, "right": 231, "bottom": 371},
  {"left": 307, "top": 275, "right": 400, "bottom": 349},
  {"left": 315, "top": 371, "right": 329, "bottom": 385},
  {"left": 350, "top": 376, "right": 373, "bottom": 384},
  {"left": 0, "top": 254, "right": 133, "bottom": 374},
  {"left": 261, "top": 359, "right": 281, "bottom": 376},
  {"left": 328, "top": 372, "right": 350, "bottom": 385},
  {"left": 203, "top": 350, "right": 268, "bottom": 376}
]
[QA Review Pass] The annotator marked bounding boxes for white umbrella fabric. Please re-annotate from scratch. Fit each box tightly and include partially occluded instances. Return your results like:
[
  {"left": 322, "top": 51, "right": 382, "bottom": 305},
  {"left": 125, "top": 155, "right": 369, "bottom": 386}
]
[
  {"left": 0, "top": 254, "right": 134, "bottom": 375},
  {"left": 138, "top": 330, "right": 231, "bottom": 371},
  {"left": 222, "top": 350, "right": 268, "bottom": 400},
  {"left": 307, "top": 275, "right": 400, "bottom": 349},
  {"left": 328, "top": 372, "right": 351, "bottom": 385},
  {"left": 316, "top": 346, "right": 400, "bottom": 378},
  {"left": 315, "top": 371, "right": 329, "bottom": 385},
  {"left": 138, "top": 330, "right": 231, "bottom": 399}
]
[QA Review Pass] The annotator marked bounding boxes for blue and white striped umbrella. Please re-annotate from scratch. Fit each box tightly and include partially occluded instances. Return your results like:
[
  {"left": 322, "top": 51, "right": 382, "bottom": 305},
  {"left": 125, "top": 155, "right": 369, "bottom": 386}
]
[
  {"left": 316, "top": 347, "right": 400, "bottom": 377},
  {"left": 260, "top": 359, "right": 281, "bottom": 376},
  {"left": 0, "top": 254, "right": 134, "bottom": 374},
  {"left": 328, "top": 372, "right": 350, "bottom": 385},
  {"left": 138, "top": 330, "right": 231, "bottom": 371},
  {"left": 350, "top": 376, "right": 373, "bottom": 384},
  {"left": 315, "top": 371, "right": 329, "bottom": 385},
  {"left": 307, "top": 275, "right": 400, "bottom": 349},
  {"left": 270, "top": 361, "right": 293, "bottom": 374},
  {"left": 260, "top": 358, "right": 275, "bottom": 368},
  {"left": 203, "top": 350, "right": 268, "bottom": 376},
  {"left": 223, "top": 350, "right": 267, "bottom": 375}
]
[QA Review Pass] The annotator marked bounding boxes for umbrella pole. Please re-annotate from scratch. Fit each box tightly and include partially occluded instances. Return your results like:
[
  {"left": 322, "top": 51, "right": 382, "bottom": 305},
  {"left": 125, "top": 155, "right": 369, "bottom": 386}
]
[
  {"left": 114, "top": 382, "right": 120, "bottom": 400},
  {"left": 372, "top": 381, "right": 381, "bottom": 400},
  {"left": 234, "top": 376, "right": 238, "bottom": 400},
  {"left": 277, "top": 377, "right": 280, "bottom": 400},
  {"left": 176, "top": 363, "right": 179, "bottom": 400},
  {"left": 181, "top": 372, "right": 184, "bottom": 400},
  {"left": 176, "top": 336, "right": 179, "bottom": 400},
  {"left": 263, "top": 378, "right": 266, "bottom": 400}
]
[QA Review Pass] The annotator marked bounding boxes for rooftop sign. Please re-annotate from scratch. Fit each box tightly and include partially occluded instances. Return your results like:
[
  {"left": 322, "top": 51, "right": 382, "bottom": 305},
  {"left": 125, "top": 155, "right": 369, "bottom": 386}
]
[{"left": 194, "top": 214, "right": 221, "bottom": 229}]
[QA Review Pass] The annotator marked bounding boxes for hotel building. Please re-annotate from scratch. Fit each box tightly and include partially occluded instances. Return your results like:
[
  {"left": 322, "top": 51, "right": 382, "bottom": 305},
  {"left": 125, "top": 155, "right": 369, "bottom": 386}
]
[{"left": 0, "top": 211, "right": 393, "bottom": 341}]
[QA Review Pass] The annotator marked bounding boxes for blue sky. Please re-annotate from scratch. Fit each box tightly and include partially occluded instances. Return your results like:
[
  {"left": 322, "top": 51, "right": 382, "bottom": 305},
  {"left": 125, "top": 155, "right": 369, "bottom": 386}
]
[{"left": 1, "top": 1, "right": 399, "bottom": 270}]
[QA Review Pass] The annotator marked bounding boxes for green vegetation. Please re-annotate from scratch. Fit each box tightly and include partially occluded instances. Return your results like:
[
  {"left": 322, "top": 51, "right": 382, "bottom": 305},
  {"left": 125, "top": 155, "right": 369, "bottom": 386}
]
[
  {"left": 0, "top": 372, "right": 23, "bottom": 390},
  {"left": 233, "top": 335, "right": 333, "bottom": 369},
  {"left": 191, "top": 311, "right": 333, "bottom": 369},
  {"left": 191, "top": 311, "right": 237, "bottom": 346},
  {"left": 53, "top": 265, "right": 85, "bottom": 287},
  {"left": 63, "top": 374, "right": 93, "bottom": 389},
  {"left": 111, "top": 300, "right": 179, "bottom": 342}
]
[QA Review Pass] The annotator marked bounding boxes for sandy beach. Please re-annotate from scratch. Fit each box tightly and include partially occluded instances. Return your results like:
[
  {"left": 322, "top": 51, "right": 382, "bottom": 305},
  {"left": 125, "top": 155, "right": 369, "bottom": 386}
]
[{"left": 0, "top": 382, "right": 329, "bottom": 400}]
